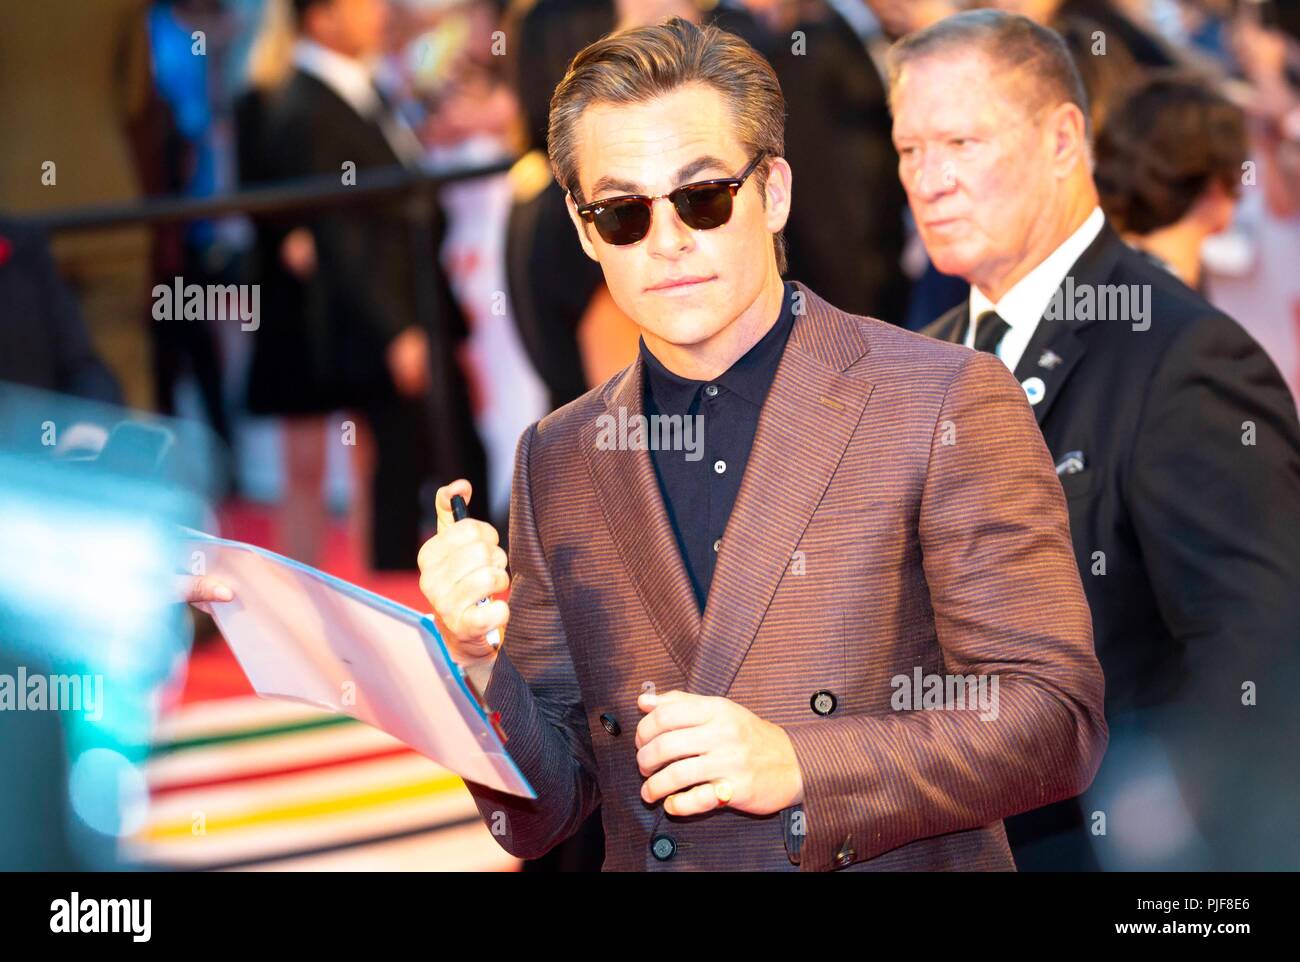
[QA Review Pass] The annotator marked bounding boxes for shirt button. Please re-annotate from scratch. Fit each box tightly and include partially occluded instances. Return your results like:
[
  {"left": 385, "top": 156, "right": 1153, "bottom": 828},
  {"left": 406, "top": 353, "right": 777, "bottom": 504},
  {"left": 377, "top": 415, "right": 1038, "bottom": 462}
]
[
  {"left": 713, "top": 460, "right": 726, "bottom": 474},
  {"left": 713, "top": 538, "right": 722, "bottom": 552},
  {"left": 704, "top": 384, "right": 719, "bottom": 397}
]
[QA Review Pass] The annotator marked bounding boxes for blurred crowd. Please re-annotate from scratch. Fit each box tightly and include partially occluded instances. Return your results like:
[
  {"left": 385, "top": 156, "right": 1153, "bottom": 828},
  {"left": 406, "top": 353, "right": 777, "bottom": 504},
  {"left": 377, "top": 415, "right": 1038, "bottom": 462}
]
[{"left": 1, "top": 0, "right": 1298, "bottom": 572}]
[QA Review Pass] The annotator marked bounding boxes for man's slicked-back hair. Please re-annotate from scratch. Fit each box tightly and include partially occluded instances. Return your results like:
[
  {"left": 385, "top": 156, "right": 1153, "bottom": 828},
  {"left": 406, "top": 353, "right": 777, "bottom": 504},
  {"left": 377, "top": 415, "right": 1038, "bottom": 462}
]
[
  {"left": 886, "top": 9, "right": 1091, "bottom": 141},
  {"left": 548, "top": 16, "right": 787, "bottom": 273}
]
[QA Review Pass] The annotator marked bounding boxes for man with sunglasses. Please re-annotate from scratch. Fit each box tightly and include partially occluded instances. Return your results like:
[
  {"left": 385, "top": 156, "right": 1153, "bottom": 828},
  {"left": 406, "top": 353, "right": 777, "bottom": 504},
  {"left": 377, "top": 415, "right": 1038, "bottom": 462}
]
[{"left": 418, "top": 16, "right": 1106, "bottom": 871}]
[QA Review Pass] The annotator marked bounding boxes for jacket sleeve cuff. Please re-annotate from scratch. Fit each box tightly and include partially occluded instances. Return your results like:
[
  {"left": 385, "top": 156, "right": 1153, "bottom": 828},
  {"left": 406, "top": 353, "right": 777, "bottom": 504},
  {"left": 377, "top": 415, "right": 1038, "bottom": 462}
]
[{"left": 782, "top": 721, "right": 872, "bottom": 871}]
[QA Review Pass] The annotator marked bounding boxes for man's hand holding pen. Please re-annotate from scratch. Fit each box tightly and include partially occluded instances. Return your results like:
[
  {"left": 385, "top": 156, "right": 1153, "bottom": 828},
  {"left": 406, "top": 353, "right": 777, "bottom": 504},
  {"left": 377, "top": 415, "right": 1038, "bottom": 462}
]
[{"left": 418, "top": 480, "right": 511, "bottom": 689}]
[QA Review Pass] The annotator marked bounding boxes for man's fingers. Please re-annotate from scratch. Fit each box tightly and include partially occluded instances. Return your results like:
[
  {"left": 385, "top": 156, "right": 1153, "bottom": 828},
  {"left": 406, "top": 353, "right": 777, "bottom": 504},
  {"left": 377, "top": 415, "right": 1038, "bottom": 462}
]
[
  {"left": 448, "top": 599, "right": 509, "bottom": 650},
  {"left": 442, "top": 519, "right": 499, "bottom": 548},
  {"left": 635, "top": 693, "right": 715, "bottom": 749},
  {"left": 418, "top": 520, "right": 500, "bottom": 573},
  {"left": 664, "top": 782, "right": 723, "bottom": 817},
  {"left": 434, "top": 480, "right": 474, "bottom": 535},
  {"left": 451, "top": 565, "right": 510, "bottom": 609},
  {"left": 641, "top": 754, "right": 714, "bottom": 806},
  {"left": 636, "top": 726, "right": 707, "bottom": 777},
  {"left": 177, "top": 575, "right": 234, "bottom": 605},
  {"left": 420, "top": 543, "right": 501, "bottom": 602}
]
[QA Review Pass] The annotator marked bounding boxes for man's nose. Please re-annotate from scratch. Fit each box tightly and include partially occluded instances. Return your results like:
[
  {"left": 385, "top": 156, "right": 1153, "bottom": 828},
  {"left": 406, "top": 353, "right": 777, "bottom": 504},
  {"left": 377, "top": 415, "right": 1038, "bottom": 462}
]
[
  {"left": 645, "top": 196, "right": 693, "bottom": 256},
  {"left": 910, "top": 151, "right": 957, "bottom": 201}
]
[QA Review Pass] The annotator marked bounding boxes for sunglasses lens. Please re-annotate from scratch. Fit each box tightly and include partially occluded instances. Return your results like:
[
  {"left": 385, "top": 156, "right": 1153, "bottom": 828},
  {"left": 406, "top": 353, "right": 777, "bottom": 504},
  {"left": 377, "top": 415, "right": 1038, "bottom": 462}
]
[
  {"left": 586, "top": 180, "right": 739, "bottom": 244},
  {"left": 676, "top": 184, "right": 734, "bottom": 230},
  {"left": 591, "top": 199, "right": 652, "bottom": 245}
]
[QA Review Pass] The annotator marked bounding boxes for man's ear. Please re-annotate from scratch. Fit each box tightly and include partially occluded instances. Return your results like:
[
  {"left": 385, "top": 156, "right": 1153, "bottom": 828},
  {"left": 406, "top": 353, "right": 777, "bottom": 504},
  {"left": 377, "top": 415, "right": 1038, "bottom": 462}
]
[
  {"left": 565, "top": 191, "right": 601, "bottom": 262},
  {"left": 1047, "top": 101, "right": 1089, "bottom": 179},
  {"left": 762, "top": 156, "right": 793, "bottom": 235}
]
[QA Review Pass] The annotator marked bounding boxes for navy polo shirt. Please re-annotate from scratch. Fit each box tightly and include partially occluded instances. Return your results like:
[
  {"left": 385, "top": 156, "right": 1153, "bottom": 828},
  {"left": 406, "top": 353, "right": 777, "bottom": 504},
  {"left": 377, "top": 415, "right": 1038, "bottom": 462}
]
[{"left": 640, "top": 280, "right": 797, "bottom": 611}]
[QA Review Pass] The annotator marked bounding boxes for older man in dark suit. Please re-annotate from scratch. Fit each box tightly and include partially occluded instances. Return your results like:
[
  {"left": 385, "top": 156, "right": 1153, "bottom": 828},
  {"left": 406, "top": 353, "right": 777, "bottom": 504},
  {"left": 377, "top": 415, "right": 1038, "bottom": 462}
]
[
  {"left": 417, "top": 17, "right": 1106, "bottom": 871},
  {"left": 902, "top": 12, "right": 1300, "bottom": 869}
]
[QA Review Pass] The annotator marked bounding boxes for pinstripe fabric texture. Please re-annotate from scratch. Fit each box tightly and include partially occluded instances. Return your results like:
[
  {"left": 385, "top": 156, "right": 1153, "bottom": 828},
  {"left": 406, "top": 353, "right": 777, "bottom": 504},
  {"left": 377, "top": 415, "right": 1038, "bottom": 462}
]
[{"left": 469, "top": 281, "right": 1107, "bottom": 871}]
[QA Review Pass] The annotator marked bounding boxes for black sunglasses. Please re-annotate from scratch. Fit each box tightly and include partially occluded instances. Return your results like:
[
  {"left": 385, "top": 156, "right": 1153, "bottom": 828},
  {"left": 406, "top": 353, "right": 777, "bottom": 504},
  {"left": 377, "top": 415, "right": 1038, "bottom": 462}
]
[{"left": 575, "top": 153, "right": 768, "bottom": 246}]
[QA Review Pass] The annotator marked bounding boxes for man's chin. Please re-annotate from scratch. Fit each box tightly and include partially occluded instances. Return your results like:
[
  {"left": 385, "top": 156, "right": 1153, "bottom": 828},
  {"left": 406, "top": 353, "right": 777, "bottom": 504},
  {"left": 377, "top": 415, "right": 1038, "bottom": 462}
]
[
  {"left": 642, "top": 312, "right": 730, "bottom": 348},
  {"left": 926, "top": 249, "right": 977, "bottom": 282}
]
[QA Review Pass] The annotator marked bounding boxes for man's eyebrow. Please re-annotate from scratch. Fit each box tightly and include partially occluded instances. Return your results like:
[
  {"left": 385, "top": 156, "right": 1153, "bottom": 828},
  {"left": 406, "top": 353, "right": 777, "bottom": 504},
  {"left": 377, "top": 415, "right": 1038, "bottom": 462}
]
[{"left": 588, "top": 155, "right": 735, "bottom": 199}]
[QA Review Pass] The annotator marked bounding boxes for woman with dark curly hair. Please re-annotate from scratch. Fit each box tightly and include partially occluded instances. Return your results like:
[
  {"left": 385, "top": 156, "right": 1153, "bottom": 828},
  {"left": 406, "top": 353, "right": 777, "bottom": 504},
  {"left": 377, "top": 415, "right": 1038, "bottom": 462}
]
[{"left": 1095, "top": 72, "right": 1249, "bottom": 291}]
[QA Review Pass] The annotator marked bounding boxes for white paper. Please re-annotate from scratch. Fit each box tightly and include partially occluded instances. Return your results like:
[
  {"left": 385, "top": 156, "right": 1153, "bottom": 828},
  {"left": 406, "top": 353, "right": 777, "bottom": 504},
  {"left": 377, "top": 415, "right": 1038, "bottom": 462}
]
[{"left": 180, "top": 530, "right": 534, "bottom": 798}]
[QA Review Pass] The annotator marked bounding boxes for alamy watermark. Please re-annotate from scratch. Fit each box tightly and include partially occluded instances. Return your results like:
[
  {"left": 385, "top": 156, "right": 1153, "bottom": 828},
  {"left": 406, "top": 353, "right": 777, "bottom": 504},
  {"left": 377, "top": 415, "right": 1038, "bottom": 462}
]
[
  {"left": 1045, "top": 278, "right": 1151, "bottom": 331},
  {"left": 595, "top": 407, "right": 704, "bottom": 461},
  {"left": 152, "top": 277, "right": 260, "bottom": 331},
  {"left": 50, "top": 893, "right": 150, "bottom": 942},
  {"left": 891, "top": 668, "right": 1000, "bottom": 721},
  {"left": 0, "top": 666, "right": 103, "bottom": 721}
]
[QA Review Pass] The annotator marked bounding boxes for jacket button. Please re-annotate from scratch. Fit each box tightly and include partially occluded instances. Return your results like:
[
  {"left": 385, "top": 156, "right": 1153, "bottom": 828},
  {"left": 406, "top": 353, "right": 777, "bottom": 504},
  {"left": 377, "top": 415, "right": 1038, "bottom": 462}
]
[
  {"left": 600, "top": 713, "right": 621, "bottom": 736},
  {"left": 651, "top": 833, "right": 677, "bottom": 861},
  {"left": 834, "top": 843, "right": 855, "bottom": 868},
  {"left": 810, "top": 690, "right": 837, "bottom": 716}
]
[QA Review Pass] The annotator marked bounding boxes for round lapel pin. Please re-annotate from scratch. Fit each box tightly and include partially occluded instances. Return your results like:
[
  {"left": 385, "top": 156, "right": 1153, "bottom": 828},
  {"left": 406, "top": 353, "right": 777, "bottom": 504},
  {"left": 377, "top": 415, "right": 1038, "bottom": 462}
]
[{"left": 1021, "top": 376, "right": 1046, "bottom": 405}]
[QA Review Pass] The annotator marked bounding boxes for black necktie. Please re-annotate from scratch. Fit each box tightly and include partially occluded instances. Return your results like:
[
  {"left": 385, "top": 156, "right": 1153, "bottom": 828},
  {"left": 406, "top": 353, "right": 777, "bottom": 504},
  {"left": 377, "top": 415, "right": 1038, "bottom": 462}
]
[{"left": 970, "top": 311, "right": 1010, "bottom": 355}]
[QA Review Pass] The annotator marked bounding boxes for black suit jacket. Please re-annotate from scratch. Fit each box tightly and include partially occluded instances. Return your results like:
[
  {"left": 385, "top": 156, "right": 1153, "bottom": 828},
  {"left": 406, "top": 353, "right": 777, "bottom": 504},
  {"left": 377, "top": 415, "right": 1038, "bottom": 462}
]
[
  {"left": 242, "top": 70, "right": 466, "bottom": 413},
  {"left": 926, "top": 223, "right": 1300, "bottom": 869},
  {"left": 772, "top": 6, "right": 909, "bottom": 322},
  {"left": 0, "top": 218, "right": 121, "bottom": 404}
]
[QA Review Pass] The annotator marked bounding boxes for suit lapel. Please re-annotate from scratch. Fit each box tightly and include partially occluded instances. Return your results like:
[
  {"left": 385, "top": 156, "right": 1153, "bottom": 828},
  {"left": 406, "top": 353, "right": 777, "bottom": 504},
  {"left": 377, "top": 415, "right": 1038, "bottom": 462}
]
[
  {"left": 1012, "top": 223, "right": 1128, "bottom": 425},
  {"left": 1011, "top": 315, "right": 1088, "bottom": 425},
  {"left": 580, "top": 359, "right": 701, "bottom": 678},
  {"left": 689, "top": 282, "right": 874, "bottom": 697},
  {"left": 929, "top": 302, "right": 967, "bottom": 344}
]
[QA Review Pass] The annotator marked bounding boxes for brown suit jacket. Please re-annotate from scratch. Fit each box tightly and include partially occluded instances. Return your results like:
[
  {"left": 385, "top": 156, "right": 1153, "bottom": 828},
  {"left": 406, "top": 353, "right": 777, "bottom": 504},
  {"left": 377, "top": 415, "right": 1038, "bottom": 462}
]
[{"left": 468, "top": 281, "right": 1107, "bottom": 870}]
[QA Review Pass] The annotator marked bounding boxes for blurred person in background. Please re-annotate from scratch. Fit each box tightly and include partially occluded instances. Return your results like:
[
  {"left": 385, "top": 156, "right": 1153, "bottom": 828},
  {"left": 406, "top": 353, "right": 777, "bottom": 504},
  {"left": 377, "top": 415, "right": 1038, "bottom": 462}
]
[
  {"left": 907, "top": 10, "right": 1300, "bottom": 869},
  {"left": 863, "top": 0, "right": 977, "bottom": 330},
  {"left": 405, "top": 0, "right": 522, "bottom": 153},
  {"left": 504, "top": 0, "right": 621, "bottom": 413},
  {"left": 146, "top": 0, "right": 239, "bottom": 454},
  {"left": 0, "top": 219, "right": 123, "bottom": 404},
  {"left": 1096, "top": 72, "right": 1249, "bottom": 292},
  {"left": 237, "top": 0, "right": 487, "bottom": 570},
  {"left": 1231, "top": 0, "right": 1300, "bottom": 217},
  {"left": 0, "top": 0, "right": 157, "bottom": 411},
  {"left": 986, "top": 0, "right": 1179, "bottom": 66},
  {"left": 236, "top": 0, "right": 331, "bottom": 562},
  {"left": 866, "top": 0, "right": 966, "bottom": 37},
  {"left": 1051, "top": 13, "right": 1143, "bottom": 130},
  {"left": 1203, "top": 2, "right": 1300, "bottom": 404},
  {"left": 764, "top": 0, "right": 919, "bottom": 323}
]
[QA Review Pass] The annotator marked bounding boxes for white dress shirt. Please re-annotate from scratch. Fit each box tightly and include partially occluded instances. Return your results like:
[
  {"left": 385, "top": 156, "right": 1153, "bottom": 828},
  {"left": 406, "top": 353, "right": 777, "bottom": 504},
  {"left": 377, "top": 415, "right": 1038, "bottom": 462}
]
[
  {"left": 292, "top": 39, "right": 424, "bottom": 167},
  {"left": 966, "top": 206, "right": 1105, "bottom": 372}
]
